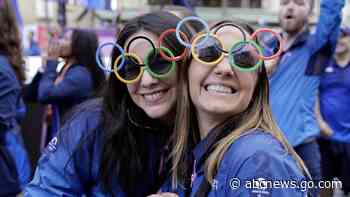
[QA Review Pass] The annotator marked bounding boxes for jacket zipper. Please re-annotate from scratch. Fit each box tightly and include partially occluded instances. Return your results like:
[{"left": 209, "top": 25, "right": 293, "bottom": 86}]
[{"left": 191, "top": 159, "right": 197, "bottom": 187}]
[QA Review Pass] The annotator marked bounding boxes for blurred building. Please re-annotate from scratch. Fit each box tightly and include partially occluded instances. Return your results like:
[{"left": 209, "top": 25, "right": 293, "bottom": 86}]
[{"left": 18, "top": 0, "right": 350, "bottom": 28}]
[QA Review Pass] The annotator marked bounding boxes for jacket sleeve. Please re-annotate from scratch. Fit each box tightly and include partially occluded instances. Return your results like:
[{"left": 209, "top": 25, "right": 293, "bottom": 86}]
[
  {"left": 224, "top": 150, "right": 307, "bottom": 197},
  {"left": 38, "top": 60, "right": 93, "bottom": 104},
  {"left": 22, "top": 72, "right": 43, "bottom": 102},
  {"left": 307, "top": 0, "right": 344, "bottom": 54},
  {"left": 0, "top": 70, "right": 19, "bottom": 132},
  {"left": 24, "top": 124, "right": 86, "bottom": 196}
]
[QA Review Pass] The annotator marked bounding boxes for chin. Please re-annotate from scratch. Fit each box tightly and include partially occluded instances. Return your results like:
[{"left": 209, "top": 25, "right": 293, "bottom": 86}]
[
  {"left": 143, "top": 105, "right": 172, "bottom": 120},
  {"left": 281, "top": 23, "right": 297, "bottom": 33},
  {"left": 201, "top": 103, "right": 238, "bottom": 117}
]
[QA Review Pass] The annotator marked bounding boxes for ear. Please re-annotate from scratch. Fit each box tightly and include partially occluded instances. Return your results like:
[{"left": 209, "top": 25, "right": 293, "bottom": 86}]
[
  {"left": 307, "top": 13, "right": 314, "bottom": 25},
  {"left": 307, "top": 8, "right": 314, "bottom": 16}
]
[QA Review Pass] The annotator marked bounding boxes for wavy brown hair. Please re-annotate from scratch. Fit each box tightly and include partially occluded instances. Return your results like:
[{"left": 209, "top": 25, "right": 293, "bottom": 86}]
[
  {"left": 0, "top": 0, "right": 25, "bottom": 83},
  {"left": 171, "top": 20, "right": 311, "bottom": 187}
]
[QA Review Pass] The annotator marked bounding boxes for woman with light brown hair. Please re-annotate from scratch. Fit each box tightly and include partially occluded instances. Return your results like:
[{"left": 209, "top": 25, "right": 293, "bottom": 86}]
[
  {"left": 153, "top": 20, "right": 311, "bottom": 197},
  {"left": 0, "top": 0, "right": 31, "bottom": 195}
]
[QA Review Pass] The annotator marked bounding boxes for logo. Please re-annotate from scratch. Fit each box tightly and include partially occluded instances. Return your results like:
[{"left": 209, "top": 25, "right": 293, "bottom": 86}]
[
  {"left": 325, "top": 66, "right": 334, "bottom": 73},
  {"left": 229, "top": 178, "right": 241, "bottom": 190},
  {"left": 47, "top": 137, "right": 58, "bottom": 152},
  {"left": 212, "top": 179, "right": 218, "bottom": 190},
  {"left": 250, "top": 178, "right": 271, "bottom": 197}
]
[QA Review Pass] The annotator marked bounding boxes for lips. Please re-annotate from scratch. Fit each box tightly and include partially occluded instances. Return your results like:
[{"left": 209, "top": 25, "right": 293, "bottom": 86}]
[
  {"left": 336, "top": 43, "right": 347, "bottom": 53},
  {"left": 284, "top": 13, "right": 295, "bottom": 21},
  {"left": 204, "top": 84, "right": 237, "bottom": 94},
  {"left": 142, "top": 89, "right": 169, "bottom": 103}
]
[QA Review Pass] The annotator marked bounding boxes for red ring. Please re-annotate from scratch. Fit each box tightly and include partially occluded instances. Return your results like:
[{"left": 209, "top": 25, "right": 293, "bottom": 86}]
[
  {"left": 158, "top": 28, "right": 189, "bottom": 61},
  {"left": 250, "top": 28, "right": 283, "bottom": 60}
]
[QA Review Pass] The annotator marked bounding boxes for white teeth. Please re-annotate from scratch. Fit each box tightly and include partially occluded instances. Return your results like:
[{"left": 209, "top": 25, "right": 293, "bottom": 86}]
[
  {"left": 206, "top": 85, "right": 233, "bottom": 94},
  {"left": 144, "top": 91, "right": 164, "bottom": 102}
]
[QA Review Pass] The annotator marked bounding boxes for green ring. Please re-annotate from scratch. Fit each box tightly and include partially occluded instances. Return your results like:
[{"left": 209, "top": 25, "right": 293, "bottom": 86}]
[
  {"left": 229, "top": 40, "right": 263, "bottom": 72},
  {"left": 144, "top": 46, "right": 176, "bottom": 78}
]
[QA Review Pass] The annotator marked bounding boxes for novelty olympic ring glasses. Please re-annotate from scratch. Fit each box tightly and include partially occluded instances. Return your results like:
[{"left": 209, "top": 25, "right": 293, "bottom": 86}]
[
  {"left": 114, "top": 35, "right": 177, "bottom": 84},
  {"left": 95, "top": 37, "right": 177, "bottom": 84},
  {"left": 95, "top": 16, "right": 284, "bottom": 83},
  {"left": 176, "top": 17, "right": 283, "bottom": 72}
]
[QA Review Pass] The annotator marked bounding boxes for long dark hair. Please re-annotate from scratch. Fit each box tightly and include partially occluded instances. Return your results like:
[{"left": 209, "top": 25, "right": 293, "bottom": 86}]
[
  {"left": 99, "top": 11, "right": 194, "bottom": 196},
  {"left": 0, "top": 0, "right": 25, "bottom": 83},
  {"left": 70, "top": 29, "right": 105, "bottom": 92}
]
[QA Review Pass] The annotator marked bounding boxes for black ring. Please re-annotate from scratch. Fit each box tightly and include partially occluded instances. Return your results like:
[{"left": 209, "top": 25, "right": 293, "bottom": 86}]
[
  {"left": 211, "top": 22, "right": 247, "bottom": 54},
  {"left": 126, "top": 35, "right": 157, "bottom": 54},
  {"left": 125, "top": 35, "right": 158, "bottom": 65}
]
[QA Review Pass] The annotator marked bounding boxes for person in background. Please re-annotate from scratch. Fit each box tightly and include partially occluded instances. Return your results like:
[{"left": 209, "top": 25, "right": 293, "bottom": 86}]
[
  {"left": 162, "top": 5, "right": 195, "bottom": 19},
  {"left": 267, "top": 0, "right": 344, "bottom": 195},
  {"left": 25, "top": 31, "right": 41, "bottom": 56},
  {"left": 316, "top": 28, "right": 350, "bottom": 197},
  {"left": 37, "top": 29, "right": 105, "bottom": 147},
  {"left": 0, "top": 0, "right": 31, "bottom": 195}
]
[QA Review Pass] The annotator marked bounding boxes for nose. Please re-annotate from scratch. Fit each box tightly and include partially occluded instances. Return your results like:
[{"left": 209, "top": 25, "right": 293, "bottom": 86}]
[
  {"left": 139, "top": 69, "right": 159, "bottom": 88},
  {"left": 213, "top": 57, "right": 235, "bottom": 78},
  {"left": 286, "top": 1, "right": 296, "bottom": 11}
]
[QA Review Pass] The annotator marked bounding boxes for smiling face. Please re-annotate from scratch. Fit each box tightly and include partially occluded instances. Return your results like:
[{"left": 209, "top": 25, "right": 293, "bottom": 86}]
[
  {"left": 125, "top": 31, "right": 177, "bottom": 121},
  {"left": 188, "top": 26, "right": 258, "bottom": 122},
  {"left": 279, "top": 0, "right": 311, "bottom": 35},
  {"left": 336, "top": 35, "right": 350, "bottom": 55}
]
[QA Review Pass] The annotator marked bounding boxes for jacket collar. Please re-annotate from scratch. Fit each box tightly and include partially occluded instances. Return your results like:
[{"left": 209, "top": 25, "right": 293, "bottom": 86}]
[
  {"left": 284, "top": 28, "right": 310, "bottom": 50},
  {"left": 192, "top": 120, "right": 235, "bottom": 163}
]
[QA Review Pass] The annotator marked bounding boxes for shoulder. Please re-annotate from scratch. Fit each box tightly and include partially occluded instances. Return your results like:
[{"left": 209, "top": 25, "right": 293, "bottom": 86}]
[
  {"left": 217, "top": 130, "right": 307, "bottom": 196},
  {"left": 66, "top": 64, "right": 91, "bottom": 77},
  {"left": 26, "top": 99, "right": 107, "bottom": 196},
  {"left": 227, "top": 130, "right": 286, "bottom": 158},
  {"left": 0, "top": 55, "right": 15, "bottom": 76},
  {"left": 51, "top": 98, "right": 104, "bottom": 152},
  {"left": 221, "top": 130, "right": 302, "bottom": 176},
  {"left": 0, "top": 55, "right": 20, "bottom": 88},
  {"left": 0, "top": 55, "right": 10, "bottom": 68},
  {"left": 63, "top": 98, "right": 103, "bottom": 125},
  {"left": 64, "top": 65, "right": 93, "bottom": 87}
]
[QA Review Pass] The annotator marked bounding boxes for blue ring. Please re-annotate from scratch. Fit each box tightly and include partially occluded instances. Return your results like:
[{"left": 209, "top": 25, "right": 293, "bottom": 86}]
[
  {"left": 95, "top": 42, "right": 125, "bottom": 72},
  {"left": 176, "top": 16, "right": 210, "bottom": 48}
]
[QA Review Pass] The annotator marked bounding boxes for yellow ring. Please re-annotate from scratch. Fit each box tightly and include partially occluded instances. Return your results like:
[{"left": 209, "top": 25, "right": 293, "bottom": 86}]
[
  {"left": 191, "top": 33, "right": 224, "bottom": 66},
  {"left": 113, "top": 53, "right": 144, "bottom": 84}
]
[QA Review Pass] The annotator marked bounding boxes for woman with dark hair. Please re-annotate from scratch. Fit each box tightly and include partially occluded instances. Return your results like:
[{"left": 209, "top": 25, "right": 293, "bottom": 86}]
[
  {"left": 156, "top": 21, "right": 311, "bottom": 196},
  {"left": 0, "top": 0, "right": 31, "bottom": 195},
  {"left": 37, "top": 29, "right": 105, "bottom": 144},
  {"left": 25, "top": 11, "right": 194, "bottom": 197}
]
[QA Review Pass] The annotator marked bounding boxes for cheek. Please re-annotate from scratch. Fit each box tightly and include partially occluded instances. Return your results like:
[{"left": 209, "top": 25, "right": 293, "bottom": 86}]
[
  {"left": 188, "top": 61, "right": 210, "bottom": 84},
  {"left": 237, "top": 72, "right": 257, "bottom": 93},
  {"left": 68, "top": 45, "right": 72, "bottom": 53},
  {"left": 279, "top": 8, "right": 285, "bottom": 17},
  {"left": 188, "top": 63, "right": 204, "bottom": 97},
  {"left": 127, "top": 83, "right": 139, "bottom": 95},
  {"left": 297, "top": 9, "right": 309, "bottom": 19},
  {"left": 61, "top": 43, "right": 71, "bottom": 54},
  {"left": 167, "top": 68, "right": 178, "bottom": 86},
  {"left": 344, "top": 39, "right": 350, "bottom": 49}
]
